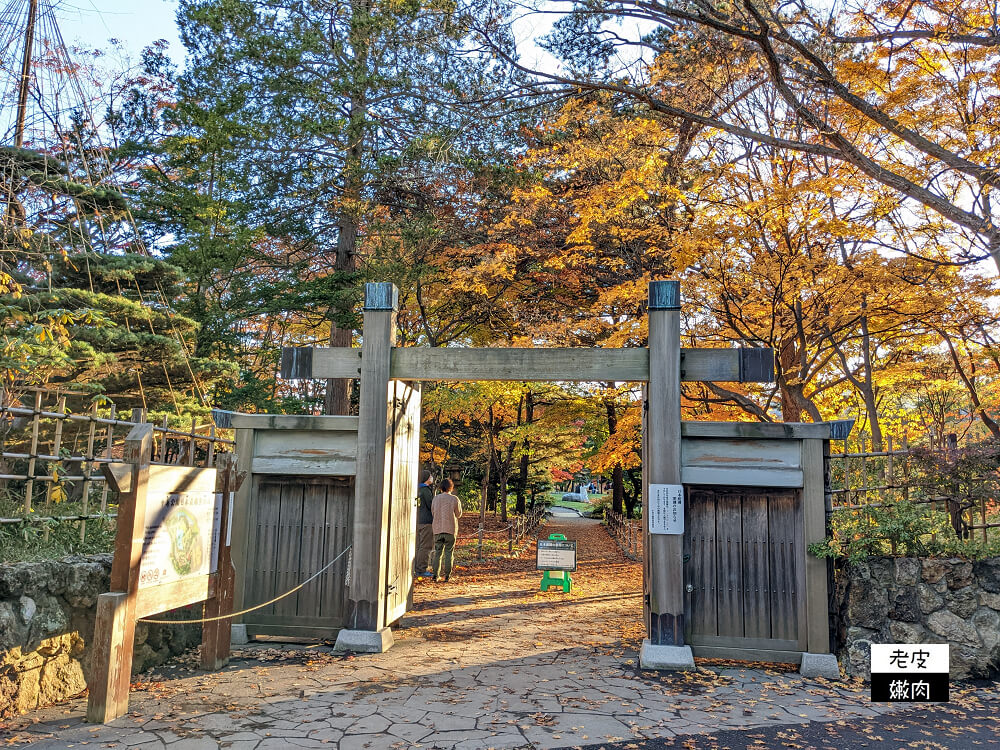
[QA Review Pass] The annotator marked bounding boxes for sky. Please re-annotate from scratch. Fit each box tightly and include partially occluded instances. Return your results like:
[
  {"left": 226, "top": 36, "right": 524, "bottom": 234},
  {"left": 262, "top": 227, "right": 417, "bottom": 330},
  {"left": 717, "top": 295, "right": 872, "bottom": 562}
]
[
  {"left": 57, "top": 0, "right": 183, "bottom": 63},
  {"left": 53, "top": 0, "right": 565, "bottom": 73}
]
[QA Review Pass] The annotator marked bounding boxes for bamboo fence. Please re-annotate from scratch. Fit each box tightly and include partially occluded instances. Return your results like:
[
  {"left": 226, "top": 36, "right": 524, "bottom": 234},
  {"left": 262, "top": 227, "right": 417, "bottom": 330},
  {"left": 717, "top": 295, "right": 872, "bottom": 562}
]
[
  {"left": 827, "top": 432, "right": 998, "bottom": 542},
  {"left": 0, "top": 387, "right": 233, "bottom": 543}
]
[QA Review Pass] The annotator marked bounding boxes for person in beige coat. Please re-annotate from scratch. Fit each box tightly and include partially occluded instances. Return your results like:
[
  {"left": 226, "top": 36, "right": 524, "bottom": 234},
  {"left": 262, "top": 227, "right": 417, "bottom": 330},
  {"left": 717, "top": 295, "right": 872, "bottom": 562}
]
[{"left": 430, "top": 478, "right": 462, "bottom": 582}]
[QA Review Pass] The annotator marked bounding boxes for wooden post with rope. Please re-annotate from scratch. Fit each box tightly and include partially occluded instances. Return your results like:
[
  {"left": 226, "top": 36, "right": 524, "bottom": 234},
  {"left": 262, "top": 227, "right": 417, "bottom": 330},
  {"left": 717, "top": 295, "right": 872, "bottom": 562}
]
[{"left": 86, "top": 424, "right": 240, "bottom": 723}]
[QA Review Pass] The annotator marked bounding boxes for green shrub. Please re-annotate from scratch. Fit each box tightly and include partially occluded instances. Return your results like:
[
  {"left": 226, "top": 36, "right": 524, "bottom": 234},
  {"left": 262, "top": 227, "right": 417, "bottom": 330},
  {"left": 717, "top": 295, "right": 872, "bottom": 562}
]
[
  {"left": 456, "top": 478, "right": 482, "bottom": 513},
  {"left": 810, "top": 499, "right": 1000, "bottom": 562},
  {"left": 0, "top": 514, "right": 116, "bottom": 562},
  {"left": 909, "top": 438, "right": 1000, "bottom": 540},
  {"left": 808, "top": 500, "right": 940, "bottom": 562}
]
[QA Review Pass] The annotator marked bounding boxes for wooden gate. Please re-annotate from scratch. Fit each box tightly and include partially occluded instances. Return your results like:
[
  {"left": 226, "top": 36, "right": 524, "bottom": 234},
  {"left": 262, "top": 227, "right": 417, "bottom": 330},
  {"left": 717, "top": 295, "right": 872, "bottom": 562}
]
[
  {"left": 231, "top": 390, "right": 420, "bottom": 640},
  {"left": 383, "top": 380, "right": 421, "bottom": 626},
  {"left": 684, "top": 486, "right": 807, "bottom": 662},
  {"left": 271, "top": 282, "right": 840, "bottom": 666},
  {"left": 241, "top": 475, "right": 354, "bottom": 638}
]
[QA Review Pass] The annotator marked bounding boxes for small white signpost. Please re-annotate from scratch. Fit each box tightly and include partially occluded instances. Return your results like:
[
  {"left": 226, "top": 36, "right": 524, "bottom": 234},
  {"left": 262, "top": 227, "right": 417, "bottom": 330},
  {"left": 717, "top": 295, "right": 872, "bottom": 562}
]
[{"left": 648, "top": 483, "right": 684, "bottom": 535}]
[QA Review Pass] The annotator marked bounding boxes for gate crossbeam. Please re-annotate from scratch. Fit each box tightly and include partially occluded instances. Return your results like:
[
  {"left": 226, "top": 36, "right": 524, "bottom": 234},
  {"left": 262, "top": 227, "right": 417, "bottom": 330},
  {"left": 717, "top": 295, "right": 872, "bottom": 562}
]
[{"left": 281, "top": 345, "right": 774, "bottom": 383}]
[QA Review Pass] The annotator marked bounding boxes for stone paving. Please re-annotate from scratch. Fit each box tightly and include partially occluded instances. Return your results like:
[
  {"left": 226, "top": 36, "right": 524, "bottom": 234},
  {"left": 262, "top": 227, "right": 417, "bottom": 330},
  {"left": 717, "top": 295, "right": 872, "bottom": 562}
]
[{"left": 3, "top": 516, "right": 948, "bottom": 750}]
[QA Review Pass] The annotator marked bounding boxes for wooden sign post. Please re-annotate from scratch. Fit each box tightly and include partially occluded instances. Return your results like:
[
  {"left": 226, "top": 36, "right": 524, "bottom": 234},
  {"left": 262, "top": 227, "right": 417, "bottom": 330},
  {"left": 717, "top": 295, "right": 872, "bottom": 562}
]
[
  {"left": 280, "top": 280, "right": 774, "bottom": 667},
  {"left": 86, "top": 424, "right": 239, "bottom": 723}
]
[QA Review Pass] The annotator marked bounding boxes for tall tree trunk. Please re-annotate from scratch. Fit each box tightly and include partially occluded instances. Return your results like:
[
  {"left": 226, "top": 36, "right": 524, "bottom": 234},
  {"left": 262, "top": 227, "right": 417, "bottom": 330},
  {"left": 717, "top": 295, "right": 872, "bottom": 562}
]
[
  {"left": 858, "top": 312, "right": 883, "bottom": 450},
  {"left": 515, "top": 451, "right": 528, "bottom": 515},
  {"left": 499, "top": 464, "right": 509, "bottom": 523},
  {"left": 515, "top": 391, "right": 533, "bottom": 515},
  {"left": 942, "top": 329, "right": 1000, "bottom": 438},
  {"left": 603, "top": 390, "right": 625, "bottom": 515},
  {"left": 777, "top": 335, "right": 821, "bottom": 423},
  {"left": 777, "top": 335, "right": 802, "bottom": 422},
  {"left": 323, "top": 210, "right": 356, "bottom": 415},
  {"left": 486, "top": 470, "right": 497, "bottom": 513},
  {"left": 325, "top": 1, "right": 369, "bottom": 416},
  {"left": 623, "top": 467, "right": 641, "bottom": 518},
  {"left": 479, "top": 447, "right": 490, "bottom": 539}
]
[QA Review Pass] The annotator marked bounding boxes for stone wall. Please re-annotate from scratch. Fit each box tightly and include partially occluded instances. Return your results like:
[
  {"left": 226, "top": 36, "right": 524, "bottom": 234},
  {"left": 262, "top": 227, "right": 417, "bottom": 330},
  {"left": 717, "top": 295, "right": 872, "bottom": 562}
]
[
  {"left": 0, "top": 555, "right": 201, "bottom": 717},
  {"left": 835, "top": 556, "right": 1000, "bottom": 679}
]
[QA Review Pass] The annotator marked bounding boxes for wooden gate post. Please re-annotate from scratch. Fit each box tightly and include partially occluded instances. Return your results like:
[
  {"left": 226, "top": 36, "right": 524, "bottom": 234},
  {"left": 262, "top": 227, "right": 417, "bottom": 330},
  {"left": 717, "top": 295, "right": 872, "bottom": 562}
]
[
  {"left": 87, "top": 423, "right": 152, "bottom": 723},
  {"left": 641, "top": 280, "right": 694, "bottom": 669},
  {"left": 201, "top": 452, "right": 238, "bottom": 670},
  {"left": 337, "top": 282, "right": 397, "bottom": 653}
]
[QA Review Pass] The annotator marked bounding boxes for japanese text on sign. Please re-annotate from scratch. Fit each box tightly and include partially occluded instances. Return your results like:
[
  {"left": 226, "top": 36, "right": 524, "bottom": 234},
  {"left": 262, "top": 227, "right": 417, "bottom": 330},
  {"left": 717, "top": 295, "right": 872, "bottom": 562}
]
[
  {"left": 536, "top": 540, "right": 577, "bottom": 571},
  {"left": 871, "top": 643, "right": 949, "bottom": 702},
  {"left": 648, "top": 484, "right": 684, "bottom": 535}
]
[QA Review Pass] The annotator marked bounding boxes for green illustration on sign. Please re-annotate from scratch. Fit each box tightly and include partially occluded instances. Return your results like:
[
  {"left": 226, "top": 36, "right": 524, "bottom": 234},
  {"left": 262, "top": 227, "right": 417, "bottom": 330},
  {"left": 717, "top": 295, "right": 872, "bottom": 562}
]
[
  {"left": 165, "top": 508, "right": 205, "bottom": 577},
  {"left": 140, "top": 490, "right": 221, "bottom": 587}
]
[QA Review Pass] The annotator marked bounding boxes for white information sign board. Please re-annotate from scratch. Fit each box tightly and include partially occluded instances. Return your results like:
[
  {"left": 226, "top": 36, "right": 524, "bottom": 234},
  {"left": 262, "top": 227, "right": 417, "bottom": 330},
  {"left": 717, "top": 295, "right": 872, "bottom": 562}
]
[
  {"left": 139, "top": 490, "right": 223, "bottom": 587},
  {"left": 648, "top": 483, "right": 684, "bottom": 535},
  {"left": 536, "top": 540, "right": 578, "bottom": 571}
]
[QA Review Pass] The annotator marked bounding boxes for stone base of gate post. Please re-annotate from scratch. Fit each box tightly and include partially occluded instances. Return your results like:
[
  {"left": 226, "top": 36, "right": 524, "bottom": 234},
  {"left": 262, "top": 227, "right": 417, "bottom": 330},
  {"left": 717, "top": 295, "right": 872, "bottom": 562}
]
[
  {"left": 334, "top": 628, "right": 394, "bottom": 654},
  {"left": 639, "top": 640, "right": 695, "bottom": 670},
  {"left": 230, "top": 624, "right": 248, "bottom": 646},
  {"left": 799, "top": 652, "right": 841, "bottom": 680}
]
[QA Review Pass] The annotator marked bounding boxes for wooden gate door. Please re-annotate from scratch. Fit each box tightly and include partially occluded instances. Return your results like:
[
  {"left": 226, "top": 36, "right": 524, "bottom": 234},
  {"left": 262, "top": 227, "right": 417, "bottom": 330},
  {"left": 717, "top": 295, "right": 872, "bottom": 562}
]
[
  {"left": 383, "top": 380, "right": 422, "bottom": 626},
  {"left": 684, "top": 486, "right": 806, "bottom": 661},
  {"left": 242, "top": 475, "right": 354, "bottom": 638}
]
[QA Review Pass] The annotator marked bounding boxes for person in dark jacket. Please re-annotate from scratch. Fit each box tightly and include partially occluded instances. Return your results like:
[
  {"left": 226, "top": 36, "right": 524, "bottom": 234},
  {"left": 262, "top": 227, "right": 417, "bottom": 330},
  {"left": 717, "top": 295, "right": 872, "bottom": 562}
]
[{"left": 414, "top": 469, "right": 435, "bottom": 578}]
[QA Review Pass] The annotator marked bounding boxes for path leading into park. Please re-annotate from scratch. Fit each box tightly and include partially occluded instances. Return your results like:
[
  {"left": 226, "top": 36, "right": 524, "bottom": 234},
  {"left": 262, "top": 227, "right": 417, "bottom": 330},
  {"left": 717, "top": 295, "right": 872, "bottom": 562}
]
[{"left": 5, "top": 515, "right": 997, "bottom": 749}]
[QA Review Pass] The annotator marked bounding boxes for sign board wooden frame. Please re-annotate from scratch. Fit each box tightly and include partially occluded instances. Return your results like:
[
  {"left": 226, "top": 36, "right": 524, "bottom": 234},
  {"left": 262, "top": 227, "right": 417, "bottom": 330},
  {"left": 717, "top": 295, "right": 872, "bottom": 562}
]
[
  {"left": 536, "top": 539, "right": 578, "bottom": 572},
  {"left": 86, "top": 423, "right": 241, "bottom": 724}
]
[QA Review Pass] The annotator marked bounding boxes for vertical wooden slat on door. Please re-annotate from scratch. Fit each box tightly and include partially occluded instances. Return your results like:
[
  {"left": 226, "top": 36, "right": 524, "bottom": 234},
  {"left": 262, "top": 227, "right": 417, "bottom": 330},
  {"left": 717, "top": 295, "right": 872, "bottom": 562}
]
[
  {"left": 716, "top": 492, "right": 744, "bottom": 638},
  {"left": 298, "top": 480, "right": 330, "bottom": 615},
  {"left": 252, "top": 480, "right": 281, "bottom": 616},
  {"left": 273, "top": 482, "right": 305, "bottom": 618},
  {"left": 741, "top": 491, "right": 771, "bottom": 639},
  {"left": 684, "top": 489, "right": 717, "bottom": 638},
  {"left": 319, "top": 481, "right": 353, "bottom": 621},
  {"left": 767, "top": 489, "right": 801, "bottom": 643}
]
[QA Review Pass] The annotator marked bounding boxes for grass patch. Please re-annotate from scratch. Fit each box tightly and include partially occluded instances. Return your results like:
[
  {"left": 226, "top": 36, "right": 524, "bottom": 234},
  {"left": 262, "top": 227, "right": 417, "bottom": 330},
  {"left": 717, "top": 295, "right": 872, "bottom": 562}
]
[
  {"left": 0, "top": 515, "right": 116, "bottom": 562},
  {"left": 546, "top": 492, "right": 606, "bottom": 515}
]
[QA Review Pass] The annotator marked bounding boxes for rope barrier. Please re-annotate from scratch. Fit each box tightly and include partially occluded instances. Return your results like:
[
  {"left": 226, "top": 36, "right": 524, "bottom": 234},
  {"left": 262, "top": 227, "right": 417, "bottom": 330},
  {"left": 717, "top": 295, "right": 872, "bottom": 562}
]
[
  {"left": 138, "top": 544, "right": 353, "bottom": 625},
  {"left": 455, "top": 506, "right": 549, "bottom": 541}
]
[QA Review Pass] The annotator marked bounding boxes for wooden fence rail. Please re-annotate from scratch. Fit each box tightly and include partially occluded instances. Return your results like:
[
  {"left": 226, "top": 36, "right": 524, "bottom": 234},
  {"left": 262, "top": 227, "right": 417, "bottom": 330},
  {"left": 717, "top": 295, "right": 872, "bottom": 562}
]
[
  {"left": 455, "top": 502, "right": 550, "bottom": 561},
  {"left": 604, "top": 509, "right": 642, "bottom": 560}
]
